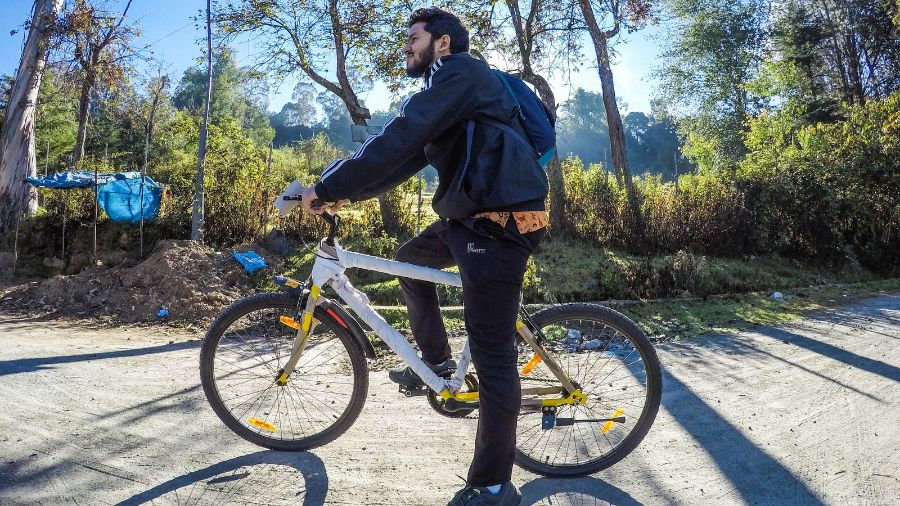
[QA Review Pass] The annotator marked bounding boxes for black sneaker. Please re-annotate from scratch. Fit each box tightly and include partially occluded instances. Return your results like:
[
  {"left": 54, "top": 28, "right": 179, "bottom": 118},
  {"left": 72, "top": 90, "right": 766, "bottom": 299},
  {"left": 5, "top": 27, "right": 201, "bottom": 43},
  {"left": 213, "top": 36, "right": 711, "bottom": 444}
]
[
  {"left": 388, "top": 359, "right": 457, "bottom": 387},
  {"left": 448, "top": 482, "right": 521, "bottom": 506}
]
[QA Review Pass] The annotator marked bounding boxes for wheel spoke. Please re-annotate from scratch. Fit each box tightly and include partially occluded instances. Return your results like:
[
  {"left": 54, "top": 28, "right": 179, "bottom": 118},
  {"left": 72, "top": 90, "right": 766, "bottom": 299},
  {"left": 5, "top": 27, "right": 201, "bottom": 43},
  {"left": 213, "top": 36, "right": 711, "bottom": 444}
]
[
  {"left": 515, "top": 306, "right": 661, "bottom": 475},
  {"left": 201, "top": 297, "right": 367, "bottom": 449}
]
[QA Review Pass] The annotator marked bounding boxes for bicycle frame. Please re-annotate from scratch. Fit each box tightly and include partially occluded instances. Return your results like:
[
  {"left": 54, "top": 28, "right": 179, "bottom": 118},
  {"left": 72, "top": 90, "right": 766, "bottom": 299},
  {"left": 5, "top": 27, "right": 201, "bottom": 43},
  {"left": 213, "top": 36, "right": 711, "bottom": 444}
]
[{"left": 280, "top": 237, "right": 586, "bottom": 408}]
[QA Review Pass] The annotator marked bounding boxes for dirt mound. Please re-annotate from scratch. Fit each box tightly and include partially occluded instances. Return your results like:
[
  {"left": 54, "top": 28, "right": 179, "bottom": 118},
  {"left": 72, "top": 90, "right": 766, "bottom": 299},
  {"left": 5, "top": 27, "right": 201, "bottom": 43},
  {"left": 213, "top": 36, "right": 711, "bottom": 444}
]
[{"left": 0, "top": 240, "right": 273, "bottom": 324}]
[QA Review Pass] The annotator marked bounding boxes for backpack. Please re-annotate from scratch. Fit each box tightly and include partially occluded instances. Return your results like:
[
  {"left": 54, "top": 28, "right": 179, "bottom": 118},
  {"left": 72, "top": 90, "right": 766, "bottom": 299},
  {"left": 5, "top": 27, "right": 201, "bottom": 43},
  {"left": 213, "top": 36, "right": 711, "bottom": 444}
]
[{"left": 483, "top": 70, "right": 557, "bottom": 168}]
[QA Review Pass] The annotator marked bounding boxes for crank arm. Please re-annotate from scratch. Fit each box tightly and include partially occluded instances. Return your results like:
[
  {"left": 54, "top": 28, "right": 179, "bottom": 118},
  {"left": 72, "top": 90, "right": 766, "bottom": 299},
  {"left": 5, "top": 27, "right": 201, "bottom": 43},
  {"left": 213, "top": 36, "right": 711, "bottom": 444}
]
[{"left": 555, "top": 416, "right": 626, "bottom": 426}]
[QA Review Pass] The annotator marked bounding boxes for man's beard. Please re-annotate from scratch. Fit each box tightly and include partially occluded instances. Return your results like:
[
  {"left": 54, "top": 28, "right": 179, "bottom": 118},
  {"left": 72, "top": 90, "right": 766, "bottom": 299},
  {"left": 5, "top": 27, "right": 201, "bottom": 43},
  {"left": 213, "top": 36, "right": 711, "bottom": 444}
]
[{"left": 405, "top": 43, "right": 435, "bottom": 78}]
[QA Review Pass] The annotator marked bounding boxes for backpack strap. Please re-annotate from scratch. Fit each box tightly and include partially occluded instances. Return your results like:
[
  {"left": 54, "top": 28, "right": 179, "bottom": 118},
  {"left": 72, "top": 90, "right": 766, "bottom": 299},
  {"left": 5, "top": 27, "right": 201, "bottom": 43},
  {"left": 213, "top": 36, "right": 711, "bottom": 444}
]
[
  {"left": 480, "top": 119, "right": 538, "bottom": 158},
  {"left": 537, "top": 145, "right": 557, "bottom": 167}
]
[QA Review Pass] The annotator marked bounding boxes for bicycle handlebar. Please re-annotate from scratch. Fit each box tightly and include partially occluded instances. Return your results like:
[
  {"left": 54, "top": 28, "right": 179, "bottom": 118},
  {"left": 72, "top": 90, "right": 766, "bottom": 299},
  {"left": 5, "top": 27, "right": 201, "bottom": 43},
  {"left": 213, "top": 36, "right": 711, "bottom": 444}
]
[{"left": 282, "top": 195, "right": 340, "bottom": 246}]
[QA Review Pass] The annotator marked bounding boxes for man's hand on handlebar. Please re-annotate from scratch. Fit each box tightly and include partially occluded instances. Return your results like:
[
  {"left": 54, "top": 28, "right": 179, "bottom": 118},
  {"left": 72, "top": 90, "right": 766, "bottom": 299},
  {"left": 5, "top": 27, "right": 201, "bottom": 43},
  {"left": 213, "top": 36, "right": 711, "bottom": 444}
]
[{"left": 298, "top": 186, "right": 349, "bottom": 215}]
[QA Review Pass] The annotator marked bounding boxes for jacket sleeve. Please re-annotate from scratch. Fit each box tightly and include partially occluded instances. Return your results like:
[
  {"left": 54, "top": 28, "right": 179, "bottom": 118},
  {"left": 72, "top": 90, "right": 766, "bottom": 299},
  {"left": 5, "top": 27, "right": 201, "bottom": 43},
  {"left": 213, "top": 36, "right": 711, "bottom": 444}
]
[
  {"left": 334, "top": 150, "right": 428, "bottom": 203},
  {"left": 314, "top": 60, "right": 477, "bottom": 203}
]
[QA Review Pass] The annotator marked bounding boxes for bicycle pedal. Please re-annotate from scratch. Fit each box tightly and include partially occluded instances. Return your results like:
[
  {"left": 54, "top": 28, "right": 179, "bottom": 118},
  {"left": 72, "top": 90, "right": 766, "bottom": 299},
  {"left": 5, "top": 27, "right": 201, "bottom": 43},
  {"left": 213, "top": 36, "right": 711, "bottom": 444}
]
[
  {"left": 542, "top": 406, "right": 557, "bottom": 430},
  {"left": 398, "top": 384, "right": 428, "bottom": 398}
]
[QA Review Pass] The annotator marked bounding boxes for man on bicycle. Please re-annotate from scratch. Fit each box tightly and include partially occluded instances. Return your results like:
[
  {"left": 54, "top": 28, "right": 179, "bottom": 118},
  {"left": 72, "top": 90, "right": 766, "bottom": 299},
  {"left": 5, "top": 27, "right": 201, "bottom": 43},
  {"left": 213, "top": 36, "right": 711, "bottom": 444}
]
[{"left": 297, "top": 7, "right": 548, "bottom": 505}]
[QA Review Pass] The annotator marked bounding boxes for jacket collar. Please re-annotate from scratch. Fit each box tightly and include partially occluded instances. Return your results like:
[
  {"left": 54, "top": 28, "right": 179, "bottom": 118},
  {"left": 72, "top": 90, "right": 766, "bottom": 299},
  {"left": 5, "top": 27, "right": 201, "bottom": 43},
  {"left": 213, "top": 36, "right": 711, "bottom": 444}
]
[{"left": 422, "top": 52, "right": 469, "bottom": 81}]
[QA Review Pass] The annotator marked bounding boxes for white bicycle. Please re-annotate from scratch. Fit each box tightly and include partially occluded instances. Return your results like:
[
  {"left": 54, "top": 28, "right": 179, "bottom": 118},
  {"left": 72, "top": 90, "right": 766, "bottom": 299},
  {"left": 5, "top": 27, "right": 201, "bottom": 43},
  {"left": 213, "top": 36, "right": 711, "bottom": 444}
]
[{"left": 200, "top": 203, "right": 662, "bottom": 476}]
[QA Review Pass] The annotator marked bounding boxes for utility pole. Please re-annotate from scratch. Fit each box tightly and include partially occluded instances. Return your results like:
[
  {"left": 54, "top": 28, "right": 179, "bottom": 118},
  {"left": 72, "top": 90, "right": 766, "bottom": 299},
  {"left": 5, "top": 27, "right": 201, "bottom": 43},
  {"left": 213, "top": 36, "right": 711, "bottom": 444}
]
[{"left": 191, "top": 0, "right": 213, "bottom": 241}]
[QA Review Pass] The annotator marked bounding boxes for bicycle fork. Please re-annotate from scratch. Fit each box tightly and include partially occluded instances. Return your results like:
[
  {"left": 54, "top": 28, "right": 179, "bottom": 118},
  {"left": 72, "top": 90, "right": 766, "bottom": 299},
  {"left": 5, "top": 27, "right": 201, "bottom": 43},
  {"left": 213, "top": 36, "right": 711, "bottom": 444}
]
[{"left": 274, "top": 282, "right": 322, "bottom": 385}]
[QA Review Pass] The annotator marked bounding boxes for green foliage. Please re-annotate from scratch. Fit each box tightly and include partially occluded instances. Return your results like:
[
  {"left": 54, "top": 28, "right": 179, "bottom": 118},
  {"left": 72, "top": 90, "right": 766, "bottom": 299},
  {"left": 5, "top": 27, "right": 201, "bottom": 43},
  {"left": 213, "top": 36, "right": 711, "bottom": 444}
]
[
  {"left": 656, "top": 0, "right": 769, "bottom": 172},
  {"left": 561, "top": 156, "right": 750, "bottom": 256},
  {"left": 34, "top": 72, "right": 79, "bottom": 171},
  {"left": 739, "top": 91, "right": 900, "bottom": 268},
  {"left": 173, "top": 51, "right": 274, "bottom": 146}
]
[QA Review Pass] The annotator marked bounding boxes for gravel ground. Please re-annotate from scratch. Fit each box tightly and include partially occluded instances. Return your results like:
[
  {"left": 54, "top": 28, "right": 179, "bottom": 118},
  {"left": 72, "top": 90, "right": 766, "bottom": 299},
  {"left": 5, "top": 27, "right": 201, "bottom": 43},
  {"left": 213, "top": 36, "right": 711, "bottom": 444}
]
[{"left": 0, "top": 294, "right": 898, "bottom": 505}]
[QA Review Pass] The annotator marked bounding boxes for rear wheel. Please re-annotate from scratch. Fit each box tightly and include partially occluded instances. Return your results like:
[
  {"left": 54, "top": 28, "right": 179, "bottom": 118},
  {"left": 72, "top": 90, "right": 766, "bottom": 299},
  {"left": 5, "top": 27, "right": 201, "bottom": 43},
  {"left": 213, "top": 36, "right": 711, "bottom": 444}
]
[
  {"left": 514, "top": 303, "right": 662, "bottom": 476},
  {"left": 200, "top": 292, "right": 368, "bottom": 451}
]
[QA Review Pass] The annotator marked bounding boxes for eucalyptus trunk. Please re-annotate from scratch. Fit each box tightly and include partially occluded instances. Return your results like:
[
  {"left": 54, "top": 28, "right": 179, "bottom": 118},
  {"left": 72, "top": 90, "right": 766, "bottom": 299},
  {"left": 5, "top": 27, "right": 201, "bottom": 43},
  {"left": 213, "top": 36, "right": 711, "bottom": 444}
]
[{"left": 0, "top": 0, "right": 62, "bottom": 234}]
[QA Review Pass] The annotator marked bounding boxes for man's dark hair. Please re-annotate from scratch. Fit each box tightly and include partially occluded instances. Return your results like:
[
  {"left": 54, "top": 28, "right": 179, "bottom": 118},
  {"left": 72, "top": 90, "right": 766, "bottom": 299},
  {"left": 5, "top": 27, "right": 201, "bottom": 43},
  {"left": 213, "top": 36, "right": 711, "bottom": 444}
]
[{"left": 408, "top": 7, "right": 469, "bottom": 54}]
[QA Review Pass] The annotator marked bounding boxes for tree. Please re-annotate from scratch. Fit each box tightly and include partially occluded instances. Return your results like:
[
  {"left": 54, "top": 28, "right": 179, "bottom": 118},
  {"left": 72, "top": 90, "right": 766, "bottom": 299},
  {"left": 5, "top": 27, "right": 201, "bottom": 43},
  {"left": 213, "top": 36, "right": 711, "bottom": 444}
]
[
  {"left": 557, "top": 88, "right": 611, "bottom": 167},
  {"left": 623, "top": 107, "right": 684, "bottom": 179},
  {"left": 0, "top": 0, "right": 63, "bottom": 233},
  {"left": 57, "top": 0, "right": 139, "bottom": 164},
  {"left": 215, "top": 0, "right": 409, "bottom": 233},
  {"left": 0, "top": 75, "right": 15, "bottom": 129},
  {"left": 577, "top": 0, "right": 654, "bottom": 247},
  {"left": 173, "top": 51, "right": 274, "bottom": 146},
  {"left": 655, "top": 0, "right": 768, "bottom": 173},
  {"left": 771, "top": 0, "right": 900, "bottom": 108},
  {"left": 499, "top": 0, "right": 584, "bottom": 235},
  {"left": 34, "top": 70, "right": 78, "bottom": 171}
]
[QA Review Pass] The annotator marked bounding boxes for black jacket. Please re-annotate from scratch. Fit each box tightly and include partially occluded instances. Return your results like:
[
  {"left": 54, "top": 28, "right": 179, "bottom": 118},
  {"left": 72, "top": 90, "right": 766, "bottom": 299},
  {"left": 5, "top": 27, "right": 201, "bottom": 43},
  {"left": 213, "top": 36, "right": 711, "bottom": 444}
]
[{"left": 314, "top": 52, "right": 548, "bottom": 219}]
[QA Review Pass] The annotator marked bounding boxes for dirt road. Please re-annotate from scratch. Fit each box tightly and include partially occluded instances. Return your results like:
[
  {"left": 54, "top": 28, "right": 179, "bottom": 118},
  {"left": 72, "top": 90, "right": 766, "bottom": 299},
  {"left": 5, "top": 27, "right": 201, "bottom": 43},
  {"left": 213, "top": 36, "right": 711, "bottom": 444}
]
[{"left": 1, "top": 295, "right": 898, "bottom": 505}]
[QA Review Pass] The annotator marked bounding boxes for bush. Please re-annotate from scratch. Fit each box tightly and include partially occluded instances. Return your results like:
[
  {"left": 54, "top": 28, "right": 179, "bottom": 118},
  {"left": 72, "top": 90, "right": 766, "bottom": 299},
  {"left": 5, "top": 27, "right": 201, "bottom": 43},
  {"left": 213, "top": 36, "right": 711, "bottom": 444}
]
[{"left": 740, "top": 92, "right": 900, "bottom": 269}]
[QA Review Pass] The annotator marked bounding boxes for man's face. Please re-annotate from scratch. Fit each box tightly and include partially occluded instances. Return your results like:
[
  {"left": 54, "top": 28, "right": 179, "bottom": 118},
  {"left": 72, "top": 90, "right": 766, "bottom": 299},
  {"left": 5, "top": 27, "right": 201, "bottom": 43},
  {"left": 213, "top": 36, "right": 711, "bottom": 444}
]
[{"left": 404, "top": 22, "right": 435, "bottom": 78}]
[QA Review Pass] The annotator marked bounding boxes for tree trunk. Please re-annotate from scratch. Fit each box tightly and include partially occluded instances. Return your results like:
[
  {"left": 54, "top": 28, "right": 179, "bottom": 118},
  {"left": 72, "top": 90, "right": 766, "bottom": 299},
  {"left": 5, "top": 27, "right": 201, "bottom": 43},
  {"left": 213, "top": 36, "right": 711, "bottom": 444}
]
[
  {"left": 526, "top": 74, "right": 567, "bottom": 237},
  {"left": 843, "top": 32, "right": 865, "bottom": 105},
  {"left": 72, "top": 72, "right": 93, "bottom": 164},
  {"left": 504, "top": 0, "right": 569, "bottom": 237},
  {"left": 579, "top": 0, "right": 646, "bottom": 249},
  {"left": 0, "top": 0, "right": 61, "bottom": 234}
]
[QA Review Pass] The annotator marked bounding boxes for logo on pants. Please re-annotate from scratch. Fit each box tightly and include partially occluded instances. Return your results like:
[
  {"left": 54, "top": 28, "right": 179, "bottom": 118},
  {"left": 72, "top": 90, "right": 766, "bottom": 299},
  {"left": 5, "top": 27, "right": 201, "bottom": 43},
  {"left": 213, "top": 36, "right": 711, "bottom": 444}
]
[{"left": 467, "top": 242, "right": 486, "bottom": 254}]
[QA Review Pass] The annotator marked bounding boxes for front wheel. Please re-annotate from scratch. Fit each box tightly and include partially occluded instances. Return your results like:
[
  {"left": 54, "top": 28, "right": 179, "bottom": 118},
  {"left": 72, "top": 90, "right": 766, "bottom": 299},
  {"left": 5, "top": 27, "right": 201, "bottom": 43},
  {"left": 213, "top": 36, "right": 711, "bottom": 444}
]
[
  {"left": 200, "top": 292, "right": 369, "bottom": 451},
  {"left": 514, "top": 303, "right": 662, "bottom": 476}
]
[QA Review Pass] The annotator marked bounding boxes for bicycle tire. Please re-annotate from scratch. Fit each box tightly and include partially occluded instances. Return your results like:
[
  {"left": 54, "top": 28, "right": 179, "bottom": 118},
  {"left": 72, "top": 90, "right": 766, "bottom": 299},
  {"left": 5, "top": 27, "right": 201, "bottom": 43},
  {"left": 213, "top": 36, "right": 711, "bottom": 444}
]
[
  {"left": 514, "top": 303, "right": 662, "bottom": 476},
  {"left": 200, "top": 292, "right": 369, "bottom": 451}
]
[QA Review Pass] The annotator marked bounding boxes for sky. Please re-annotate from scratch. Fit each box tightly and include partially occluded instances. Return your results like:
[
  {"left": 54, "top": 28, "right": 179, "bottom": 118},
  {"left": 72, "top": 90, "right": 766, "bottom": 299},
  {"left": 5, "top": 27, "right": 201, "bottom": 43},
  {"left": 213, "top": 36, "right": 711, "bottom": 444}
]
[{"left": 0, "top": 0, "right": 663, "bottom": 116}]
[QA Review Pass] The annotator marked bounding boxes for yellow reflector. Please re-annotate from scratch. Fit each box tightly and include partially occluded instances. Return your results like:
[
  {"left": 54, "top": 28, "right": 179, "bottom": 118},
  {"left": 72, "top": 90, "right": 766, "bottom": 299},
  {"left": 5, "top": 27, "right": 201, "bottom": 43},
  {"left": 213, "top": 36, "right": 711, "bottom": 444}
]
[
  {"left": 248, "top": 418, "right": 277, "bottom": 432},
  {"left": 600, "top": 408, "right": 626, "bottom": 433},
  {"left": 520, "top": 354, "right": 542, "bottom": 375},
  {"left": 279, "top": 316, "right": 300, "bottom": 329}
]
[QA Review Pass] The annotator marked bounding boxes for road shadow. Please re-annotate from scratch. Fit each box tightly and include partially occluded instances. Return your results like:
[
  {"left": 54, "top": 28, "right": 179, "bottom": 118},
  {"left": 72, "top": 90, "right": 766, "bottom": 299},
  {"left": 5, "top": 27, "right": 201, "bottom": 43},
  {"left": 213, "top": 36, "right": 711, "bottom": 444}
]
[
  {"left": 0, "top": 340, "right": 200, "bottom": 376},
  {"left": 116, "top": 450, "right": 328, "bottom": 505},
  {"left": 661, "top": 365, "right": 824, "bottom": 505},
  {"left": 520, "top": 476, "right": 642, "bottom": 505},
  {"left": 755, "top": 326, "right": 900, "bottom": 383}
]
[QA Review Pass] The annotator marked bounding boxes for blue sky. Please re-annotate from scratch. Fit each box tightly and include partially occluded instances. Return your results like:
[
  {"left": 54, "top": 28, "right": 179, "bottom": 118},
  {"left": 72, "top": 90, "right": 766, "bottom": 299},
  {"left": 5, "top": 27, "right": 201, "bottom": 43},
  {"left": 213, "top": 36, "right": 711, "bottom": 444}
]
[{"left": 0, "top": 0, "right": 662, "bottom": 115}]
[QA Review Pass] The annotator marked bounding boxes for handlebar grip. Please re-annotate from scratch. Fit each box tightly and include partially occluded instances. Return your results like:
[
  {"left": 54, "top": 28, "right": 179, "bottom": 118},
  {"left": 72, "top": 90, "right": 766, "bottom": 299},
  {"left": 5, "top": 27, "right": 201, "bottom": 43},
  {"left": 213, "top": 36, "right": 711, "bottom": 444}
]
[{"left": 282, "top": 195, "right": 324, "bottom": 207}]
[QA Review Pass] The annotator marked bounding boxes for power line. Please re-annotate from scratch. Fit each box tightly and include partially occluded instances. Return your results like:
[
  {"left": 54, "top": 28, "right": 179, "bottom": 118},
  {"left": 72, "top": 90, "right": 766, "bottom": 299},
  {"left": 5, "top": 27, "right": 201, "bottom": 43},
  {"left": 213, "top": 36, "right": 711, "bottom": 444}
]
[{"left": 139, "top": 20, "right": 195, "bottom": 51}]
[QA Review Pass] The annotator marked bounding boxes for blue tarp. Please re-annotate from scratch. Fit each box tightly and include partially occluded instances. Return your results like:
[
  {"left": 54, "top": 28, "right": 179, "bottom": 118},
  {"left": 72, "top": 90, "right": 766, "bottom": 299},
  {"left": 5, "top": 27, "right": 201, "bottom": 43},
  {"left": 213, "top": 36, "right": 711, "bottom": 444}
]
[
  {"left": 26, "top": 170, "right": 141, "bottom": 188},
  {"left": 97, "top": 176, "right": 162, "bottom": 224},
  {"left": 232, "top": 250, "right": 267, "bottom": 273}
]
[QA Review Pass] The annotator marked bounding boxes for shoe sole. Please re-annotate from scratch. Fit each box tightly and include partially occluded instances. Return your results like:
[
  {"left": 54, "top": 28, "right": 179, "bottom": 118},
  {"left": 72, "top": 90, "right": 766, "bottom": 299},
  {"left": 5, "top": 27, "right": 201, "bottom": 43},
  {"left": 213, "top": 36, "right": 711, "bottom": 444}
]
[{"left": 388, "top": 367, "right": 455, "bottom": 388}]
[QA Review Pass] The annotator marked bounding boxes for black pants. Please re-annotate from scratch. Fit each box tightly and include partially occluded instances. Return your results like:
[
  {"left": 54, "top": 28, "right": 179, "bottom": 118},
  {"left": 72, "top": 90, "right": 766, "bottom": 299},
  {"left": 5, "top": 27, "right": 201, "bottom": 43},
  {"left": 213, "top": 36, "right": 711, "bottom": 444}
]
[{"left": 396, "top": 217, "right": 544, "bottom": 486}]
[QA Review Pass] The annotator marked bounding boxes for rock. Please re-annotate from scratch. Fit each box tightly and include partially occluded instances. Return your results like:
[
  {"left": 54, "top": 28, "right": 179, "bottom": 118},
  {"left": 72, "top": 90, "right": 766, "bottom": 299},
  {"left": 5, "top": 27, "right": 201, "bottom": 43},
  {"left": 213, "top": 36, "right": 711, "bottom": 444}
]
[
  {"left": 769, "top": 291, "right": 785, "bottom": 301},
  {"left": 262, "top": 229, "right": 294, "bottom": 255}
]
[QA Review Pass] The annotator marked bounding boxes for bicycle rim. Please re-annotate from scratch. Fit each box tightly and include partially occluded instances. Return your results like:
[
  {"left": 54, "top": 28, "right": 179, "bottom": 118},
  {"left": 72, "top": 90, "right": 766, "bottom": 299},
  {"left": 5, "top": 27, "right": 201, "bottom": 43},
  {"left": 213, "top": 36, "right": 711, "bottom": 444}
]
[
  {"left": 202, "top": 294, "right": 367, "bottom": 450},
  {"left": 515, "top": 303, "right": 662, "bottom": 476}
]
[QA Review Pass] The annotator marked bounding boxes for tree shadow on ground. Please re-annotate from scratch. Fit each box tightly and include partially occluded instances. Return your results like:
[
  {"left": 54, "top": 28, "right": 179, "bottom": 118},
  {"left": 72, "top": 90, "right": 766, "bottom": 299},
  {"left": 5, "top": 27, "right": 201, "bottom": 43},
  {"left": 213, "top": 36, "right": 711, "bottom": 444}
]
[
  {"left": 0, "top": 340, "right": 200, "bottom": 376},
  {"left": 661, "top": 365, "right": 824, "bottom": 504},
  {"left": 755, "top": 326, "right": 899, "bottom": 383},
  {"left": 116, "top": 450, "right": 328, "bottom": 506}
]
